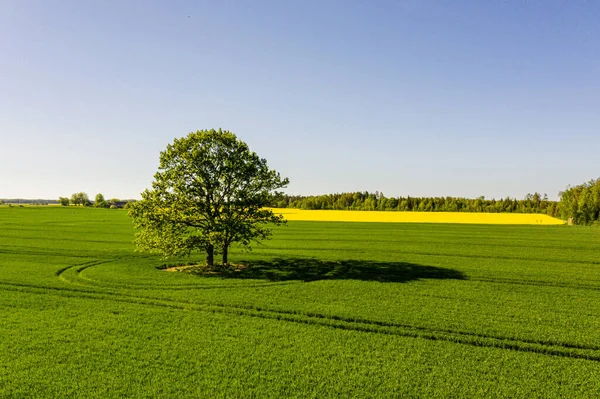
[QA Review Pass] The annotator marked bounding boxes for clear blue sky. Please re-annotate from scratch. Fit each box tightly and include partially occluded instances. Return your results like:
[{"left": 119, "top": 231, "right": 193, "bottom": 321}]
[{"left": 1, "top": 1, "right": 598, "bottom": 200}]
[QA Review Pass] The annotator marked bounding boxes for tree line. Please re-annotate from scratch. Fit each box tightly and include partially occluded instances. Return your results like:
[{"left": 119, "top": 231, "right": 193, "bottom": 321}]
[
  {"left": 271, "top": 192, "right": 560, "bottom": 217},
  {"left": 52, "top": 177, "right": 600, "bottom": 226},
  {"left": 58, "top": 192, "right": 134, "bottom": 208},
  {"left": 271, "top": 177, "right": 600, "bottom": 225},
  {"left": 0, "top": 199, "right": 57, "bottom": 205}
]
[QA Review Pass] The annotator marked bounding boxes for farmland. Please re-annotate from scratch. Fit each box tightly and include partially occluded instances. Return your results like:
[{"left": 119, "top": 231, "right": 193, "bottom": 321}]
[
  {"left": 1, "top": 207, "right": 600, "bottom": 398},
  {"left": 270, "top": 208, "right": 565, "bottom": 224}
]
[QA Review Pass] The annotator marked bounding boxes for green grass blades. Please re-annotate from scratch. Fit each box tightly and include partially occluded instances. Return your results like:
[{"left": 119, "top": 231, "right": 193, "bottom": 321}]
[{"left": 1, "top": 207, "right": 600, "bottom": 398}]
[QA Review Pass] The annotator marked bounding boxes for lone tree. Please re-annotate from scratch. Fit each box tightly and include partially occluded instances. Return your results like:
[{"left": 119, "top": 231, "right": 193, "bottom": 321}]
[{"left": 128, "top": 129, "right": 289, "bottom": 266}]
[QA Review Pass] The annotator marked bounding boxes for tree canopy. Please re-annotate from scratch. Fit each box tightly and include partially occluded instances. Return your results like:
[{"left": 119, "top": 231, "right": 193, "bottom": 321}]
[
  {"left": 70, "top": 192, "right": 90, "bottom": 206},
  {"left": 558, "top": 178, "right": 600, "bottom": 225},
  {"left": 94, "top": 193, "right": 109, "bottom": 208},
  {"left": 128, "top": 129, "right": 289, "bottom": 266}
]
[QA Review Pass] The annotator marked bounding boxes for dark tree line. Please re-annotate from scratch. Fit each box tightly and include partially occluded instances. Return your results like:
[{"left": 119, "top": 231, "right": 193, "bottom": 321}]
[
  {"left": 558, "top": 178, "right": 600, "bottom": 225},
  {"left": 0, "top": 199, "right": 57, "bottom": 205},
  {"left": 272, "top": 191, "right": 559, "bottom": 216}
]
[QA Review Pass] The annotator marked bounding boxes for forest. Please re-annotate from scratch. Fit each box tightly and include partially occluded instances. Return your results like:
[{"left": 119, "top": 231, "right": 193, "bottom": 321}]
[
  {"left": 272, "top": 178, "right": 600, "bottom": 225},
  {"left": 272, "top": 192, "right": 558, "bottom": 215}
]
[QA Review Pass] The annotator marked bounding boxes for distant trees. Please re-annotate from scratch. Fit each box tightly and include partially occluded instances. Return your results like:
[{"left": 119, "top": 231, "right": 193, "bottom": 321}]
[
  {"left": 57, "top": 193, "right": 131, "bottom": 207},
  {"left": 558, "top": 178, "right": 600, "bottom": 225},
  {"left": 268, "top": 183, "right": 600, "bottom": 225},
  {"left": 70, "top": 192, "right": 90, "bottom": 206},
  {"left": 271, "top": 192, "right": 557, "bottom": 215},
  {"left": 94, "top": 193, "right": 109, "bottom": 208}
]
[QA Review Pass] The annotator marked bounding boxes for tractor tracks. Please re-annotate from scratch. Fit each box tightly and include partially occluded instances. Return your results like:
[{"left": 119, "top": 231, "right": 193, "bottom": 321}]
[{"left": 1, "top": 274, "right": 600, "bottom": 363}]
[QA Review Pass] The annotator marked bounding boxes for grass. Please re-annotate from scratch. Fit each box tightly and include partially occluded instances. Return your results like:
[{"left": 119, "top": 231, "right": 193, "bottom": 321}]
[{"left": 1, "top": 206, "right": 599, "bottom": 398}]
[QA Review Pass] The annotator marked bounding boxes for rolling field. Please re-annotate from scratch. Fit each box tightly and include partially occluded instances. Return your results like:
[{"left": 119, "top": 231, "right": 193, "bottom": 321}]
[{"left": 1, "top": 207, "right": 599, "bottom": 397}]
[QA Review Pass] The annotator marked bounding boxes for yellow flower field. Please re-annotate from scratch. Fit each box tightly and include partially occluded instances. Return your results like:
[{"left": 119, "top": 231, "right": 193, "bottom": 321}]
[{"left": 269, "top": 208, "right": 565, "bottom": 225}]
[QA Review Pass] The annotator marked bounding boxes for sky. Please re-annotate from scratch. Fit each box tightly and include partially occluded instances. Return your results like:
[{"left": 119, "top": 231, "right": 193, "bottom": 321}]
[{"left": 1, "top": 0, "right": 598, "bottom": 200}]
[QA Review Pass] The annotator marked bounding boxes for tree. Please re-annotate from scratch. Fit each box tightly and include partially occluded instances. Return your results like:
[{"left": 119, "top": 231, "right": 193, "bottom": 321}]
[
  {"left": 94, "top": 193, "right": 109, "bottom": 208},
  {"left": 558, "top": 178, "right": 600, "bottom": 225},
  {"left": 58, "top": 197, "right": 70, "bottom": 206},
  {"left": 128, "top": 129, "right": 289, "bottom": 266},
  {"left": 70, "top": 192, "right": 90, "bottom": 206}
]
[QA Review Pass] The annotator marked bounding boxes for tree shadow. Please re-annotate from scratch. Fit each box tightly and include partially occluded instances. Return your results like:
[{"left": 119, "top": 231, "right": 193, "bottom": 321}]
[{"left": 204, "top": 258, "right": 465, "bottom": 283}]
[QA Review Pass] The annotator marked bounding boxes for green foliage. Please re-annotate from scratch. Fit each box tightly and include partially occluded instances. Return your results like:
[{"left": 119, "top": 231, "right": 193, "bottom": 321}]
[
  {"left": 94, "top": 193, "right": 109, "bottom": 208},
  {"left": 128, "top": 129, "right": 289, "bottom": 265},
  {"left": 558, "top": 178, "right": 600, "bottom": 225},
  {"left": 275, "top": 191, "right": 557, "bottom": 215},
  {"left": 2, "top": 207, "right": 600, "bottom": 397},
  {"left": 70, "top": 192, "right": 90, "bottom": 206},
  {"left": 58, "top": 197, "right": 70, "bottom": 206}
]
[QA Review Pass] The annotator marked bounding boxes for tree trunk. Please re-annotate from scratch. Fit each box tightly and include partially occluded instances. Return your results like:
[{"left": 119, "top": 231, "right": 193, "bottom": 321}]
[
  {"left": 206, "top": 244, "right": 214, "bottom": 267},
  {"left": 222, "top": 244, "right": 228, "bottom": 265}
]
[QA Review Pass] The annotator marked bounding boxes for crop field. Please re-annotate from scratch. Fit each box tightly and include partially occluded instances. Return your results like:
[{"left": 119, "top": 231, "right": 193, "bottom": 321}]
[
  {"left": 1, "top": 207, "right": 599, "bottom": 398},
  {"left": 270, "top": 208, "right": 565, "bottom": 224}
]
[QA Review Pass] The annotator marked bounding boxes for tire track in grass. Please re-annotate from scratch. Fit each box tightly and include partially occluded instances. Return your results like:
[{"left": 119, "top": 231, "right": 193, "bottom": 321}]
[
  {"left": 2, "top": 280, "right": 600, "bottom": 363},
  {"left": 55, "top": 260, "right": 113, "bottom": 277},
  {"left": 56, "top": 260, "right": 600, "bottom": 353},
  {"left": 468, "top": 277, "right": 600, "bottom": 291},
  {"left": 274, "top": 246, "right": 600, "bottom": 266},
  {"left": 0, "top": 233, "right": 127, "bottom": 245},
  {"left": 279, "top": 236, "right": 600, "bottom": 252},
  {"left": 57, "top": 260, "right": 303, "bottom": 291},
  {"left": 0, "top": 247, "right": 100, "bottom": 259}
]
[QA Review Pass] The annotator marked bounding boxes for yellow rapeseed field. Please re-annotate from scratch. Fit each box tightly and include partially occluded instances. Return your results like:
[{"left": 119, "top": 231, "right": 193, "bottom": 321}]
[{"left": 269, "top": 208, "right": 565, "bottom": 225}]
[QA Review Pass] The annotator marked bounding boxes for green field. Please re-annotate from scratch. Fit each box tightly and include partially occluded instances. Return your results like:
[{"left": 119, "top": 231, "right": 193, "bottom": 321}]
[{"left": 1, "top": 207, "right": 600, "bottom": 398}]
